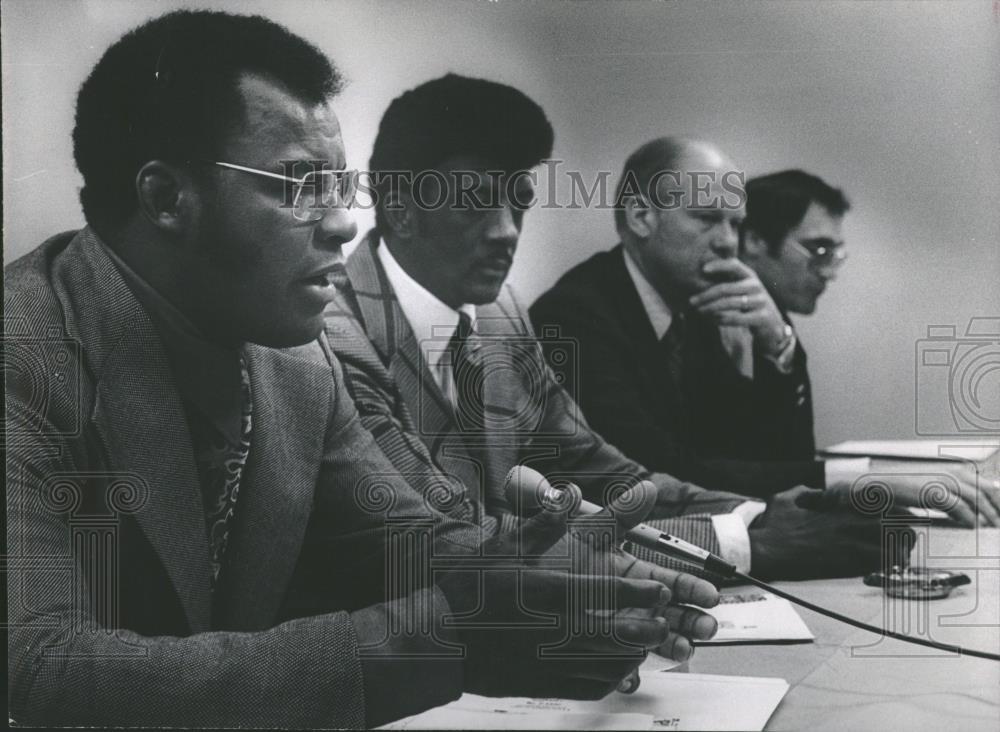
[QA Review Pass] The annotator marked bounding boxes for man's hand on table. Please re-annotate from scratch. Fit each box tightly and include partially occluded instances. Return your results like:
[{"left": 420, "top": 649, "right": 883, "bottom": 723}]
[
  {"left": 584, "top": 480, "right": 720, "bottom": 663},
  {"left": 748, "top": 485, "right": 915, "bottom": 581},
  {"left": 826, "top": 452, "right": 1000, "bottom": 528},
  {"left": 437, "top": 478, "right": 719, "bottom": 699},
  {"left": 927, "top": 449, "right": 1000, "bottom": 526}
]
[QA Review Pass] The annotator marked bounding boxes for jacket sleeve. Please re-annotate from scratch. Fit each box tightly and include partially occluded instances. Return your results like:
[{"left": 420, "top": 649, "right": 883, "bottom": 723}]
[
  {"left": 748, "top": 338, "right": 819, "bottom": 461},
  {"left": 484, "top": 292, "right": 745, "bottom": 522},
  {"left": 6, "top": 362, "right": 465, "bottom": 729},
  {"left": 529, "top": 291, "right": 823, "bottom": 498}
]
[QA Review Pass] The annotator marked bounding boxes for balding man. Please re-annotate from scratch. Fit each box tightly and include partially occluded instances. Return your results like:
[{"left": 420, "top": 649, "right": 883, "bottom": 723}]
[
  {"left": 531, "top": 136, "right": 998, "bottom": 527},
  {"left": 533, "top": 137, "right": 817, "bottom": 496}
]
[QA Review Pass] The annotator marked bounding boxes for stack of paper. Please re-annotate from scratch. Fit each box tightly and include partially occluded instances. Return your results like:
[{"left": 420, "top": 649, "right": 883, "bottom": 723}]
[
  {"left": 821, "top": 439, "right": 999, "bottom": 462},
  {"left": 382, "top": 657, "right": 789, "bottom": 731},
  {"left": 698, "top": 590, "right": 814, "bottom": 645}
]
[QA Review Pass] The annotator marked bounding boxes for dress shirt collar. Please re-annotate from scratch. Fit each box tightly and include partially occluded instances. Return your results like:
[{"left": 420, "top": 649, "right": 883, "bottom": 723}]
[
  {"left": 99, "top": 239, "right": 244, "bottom": 444},
  {"left": 622, "top": 245, "right": 674, "bottom": 340},
  {"left": 376, "top": 236, "right": 477, "bottom": 374}
]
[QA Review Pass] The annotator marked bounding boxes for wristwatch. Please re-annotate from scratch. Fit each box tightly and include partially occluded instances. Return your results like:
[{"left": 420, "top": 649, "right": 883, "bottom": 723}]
[{"left": 764, "top": 324, "right": 796, "bottom": 373}]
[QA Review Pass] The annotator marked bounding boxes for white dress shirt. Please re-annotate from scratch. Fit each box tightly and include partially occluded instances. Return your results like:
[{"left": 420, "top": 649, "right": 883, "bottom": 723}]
[{"left": 377, "top": 240, "right": 477, "bottom": 407}]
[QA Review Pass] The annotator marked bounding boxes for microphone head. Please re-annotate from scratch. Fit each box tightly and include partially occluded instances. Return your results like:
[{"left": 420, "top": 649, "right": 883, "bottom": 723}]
[{"left": 504, "top": 465, "right": 581, "bottom": 518}]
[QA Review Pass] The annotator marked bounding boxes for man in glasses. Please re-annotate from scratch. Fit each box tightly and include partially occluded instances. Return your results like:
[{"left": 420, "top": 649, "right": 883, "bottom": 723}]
[
  {"left": 5, "top": 12, "right": 717, "bottom": 728},
  {"left": 531, "top": 138, "right": 998, "bottom": 526},
  {"left": 325, "top": 86, "right": 921, "bottom": 589},
  {"left": 738, "top": 169, "right": 848, "bottom": 319},
  {"left": 736, "top": 168, "right": 849, "bottom": 470}
]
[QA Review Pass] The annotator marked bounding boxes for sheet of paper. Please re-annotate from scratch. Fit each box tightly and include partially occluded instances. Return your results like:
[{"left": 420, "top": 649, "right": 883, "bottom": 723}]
[
  {"left": 697, "top": 590, "right": 814, "bottom": 644},
  {"left": 603, "top": 671, "right": 789, "bottom": 731},
  {"left": 384, "top": 708, "right": 653, "bottom": 730},
  {"left": 821, "top": 438, "right": 999, "bottom": 463},
  {"left": 382, "top": 659, "right": 790, "bottom": 731}
]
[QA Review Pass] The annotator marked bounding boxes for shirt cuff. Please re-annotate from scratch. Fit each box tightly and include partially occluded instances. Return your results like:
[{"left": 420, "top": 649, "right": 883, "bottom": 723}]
[
  {"left": 824, "top": 457, "right": 873, "bottom": 489},
  {"left": 710, "top": 500, "right": 766, "bottom": 574},
  {"left": 762, "top": 329, "right": 797, "bottom": 374}
]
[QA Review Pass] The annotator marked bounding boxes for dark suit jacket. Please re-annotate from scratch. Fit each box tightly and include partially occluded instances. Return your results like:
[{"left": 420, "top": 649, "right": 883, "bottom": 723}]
[
  {"left": 530, "top": 244, "right": 824, "bottom": 498},
  {"left": 5, "top": 229, "right": 482, "bottom": 727},
  {"left": 323, "top": 232, "right": 752, "bottom": 569}
]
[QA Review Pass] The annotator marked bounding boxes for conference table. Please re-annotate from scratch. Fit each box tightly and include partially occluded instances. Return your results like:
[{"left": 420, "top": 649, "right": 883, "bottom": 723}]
[{"left": 689, "top": 526, "right": 1000, "bottom": 730}]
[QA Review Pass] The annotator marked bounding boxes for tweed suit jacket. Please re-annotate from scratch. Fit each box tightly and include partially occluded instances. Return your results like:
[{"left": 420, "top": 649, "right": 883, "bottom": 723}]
[
  {"left": 531, "top": 244, "right": 824, "bottom": 498},
  {"left": 5, "top": 229, "right": 484, "bottom": 728},
  {"left": 324, "top": 233, "right": 751, "bottom": 568}
]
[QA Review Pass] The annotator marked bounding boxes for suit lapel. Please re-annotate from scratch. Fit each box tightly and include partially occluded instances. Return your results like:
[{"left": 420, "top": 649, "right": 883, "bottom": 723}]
[
  {"left": 474, "top": 295, "right": 527, "bottom": 502},
  {"left": 346, "top": 231, "right": 402, "bottom": 365},
  {"left": 395, "top": 326, "right": 494, "bottom": 506},
  {"left": 607, "top": 245, "right": 665, "bottom": 365},
  {"left": 92, "top": 341, "right": 213, "bottom": 633},
  {"left": 214, "top": 346, "right": 326, "bottom": 631},
  {"left": 68, "top": 233, "right": 213, "bottom": 633},
  {"left": 64, "top": 231, "right": 321, "bottom": 635},
  {"left": 348, "top": 234, "right": 460, "bottom": 438},
  {"left": 346, "top": 234, "right": 483, "bottom": 496},
  {"left": 607, "top": 245, "right": 680, "bottom": 394},
  {"left": 608, "top": 244, "right": 691, "bottom": 429}
]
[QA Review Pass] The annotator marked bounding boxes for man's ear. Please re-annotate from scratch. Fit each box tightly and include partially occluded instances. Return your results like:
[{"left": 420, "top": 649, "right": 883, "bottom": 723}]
[
  {"left": 135, "top": 160, "right": 196, "bottom": 234},
  {"left": 382, "top": 189, "right": 417, "bottom": 239},
  {"left": 741, "top": 228, "right": 770, "bottom": 261},
  {"left": 623, "top": 195, "right": 655, "bottom": 238}
]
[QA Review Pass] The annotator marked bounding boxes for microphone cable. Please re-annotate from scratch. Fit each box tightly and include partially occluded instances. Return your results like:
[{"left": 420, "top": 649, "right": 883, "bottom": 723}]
[
  {"left": 506, "top": 467, "right": 1000, "bottom": 663},
  {"left": 730, "top": 568, "right": 1000, "bottom": 662}
]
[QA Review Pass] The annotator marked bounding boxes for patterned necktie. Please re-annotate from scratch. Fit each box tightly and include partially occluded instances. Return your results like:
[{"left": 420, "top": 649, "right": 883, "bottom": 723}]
[
  {"left": 205, "top": 355, "right": 253, "bottom": 589},
  {"left": 448, "top": 311, "right": 485, "bottom": 432}
]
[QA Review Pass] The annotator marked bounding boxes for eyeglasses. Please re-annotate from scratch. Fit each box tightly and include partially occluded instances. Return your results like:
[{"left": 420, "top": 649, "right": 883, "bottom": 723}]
[
  {"left": 212, "top": 161, "right": 360, "bottom": 221},
  {"left": 790, "top": 239, "right": 847, "bottom": 270}
]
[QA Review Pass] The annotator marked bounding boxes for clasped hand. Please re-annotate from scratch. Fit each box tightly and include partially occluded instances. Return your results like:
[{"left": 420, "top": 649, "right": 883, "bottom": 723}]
[{"left": 689, "top": 258, "right": 788, "bottom": 355}]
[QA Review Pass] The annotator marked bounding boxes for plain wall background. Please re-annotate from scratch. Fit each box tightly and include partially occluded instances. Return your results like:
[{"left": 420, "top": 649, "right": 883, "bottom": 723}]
[{"left": 4, "top": 0, "right": 998, "bottom": 448}]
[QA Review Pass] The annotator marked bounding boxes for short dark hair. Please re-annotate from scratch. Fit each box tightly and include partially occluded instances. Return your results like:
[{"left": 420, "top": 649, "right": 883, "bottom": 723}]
[
  {"left": 73, "top": 10, "right": 343, "bottom": 234},
  {"left": 369, "top": 73, "right": 554, "bottom": 233},
  {"left": 612, "top": 137, "right": 690, "bottom": 234},
  {"left": 741, "top": 169, "right": 850, "bottom": 253}
]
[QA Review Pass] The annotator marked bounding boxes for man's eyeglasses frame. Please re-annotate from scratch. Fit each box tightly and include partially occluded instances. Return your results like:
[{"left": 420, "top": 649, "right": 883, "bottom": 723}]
[
  {"left": 212, "top": 161, "right": 359, "bottom": 221},
  {"left": 789, "top": 238, "right": 847, "bottom": 271}
]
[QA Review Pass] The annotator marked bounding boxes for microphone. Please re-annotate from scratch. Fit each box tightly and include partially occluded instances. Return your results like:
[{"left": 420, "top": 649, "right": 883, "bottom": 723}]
[
  {"left": 503, "top": 466, "right": 1000, "bottom": 661},
  {"left": 504, "top": 465, "right": 737, "bottom": 577}
]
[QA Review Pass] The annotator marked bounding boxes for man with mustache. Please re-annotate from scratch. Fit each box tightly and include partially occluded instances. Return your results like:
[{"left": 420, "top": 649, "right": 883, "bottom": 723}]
[
  {"left": 5, "top": 13, "right": 717, "bottom": 727},
  {"left": 324, "top": 79, "right": 898, "bottom": 590}
]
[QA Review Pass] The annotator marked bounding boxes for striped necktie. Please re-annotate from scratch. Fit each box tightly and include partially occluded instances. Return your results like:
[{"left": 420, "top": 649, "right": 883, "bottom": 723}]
[{"left": 449, "top": 311, "right": 486, "bottom": 432}]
